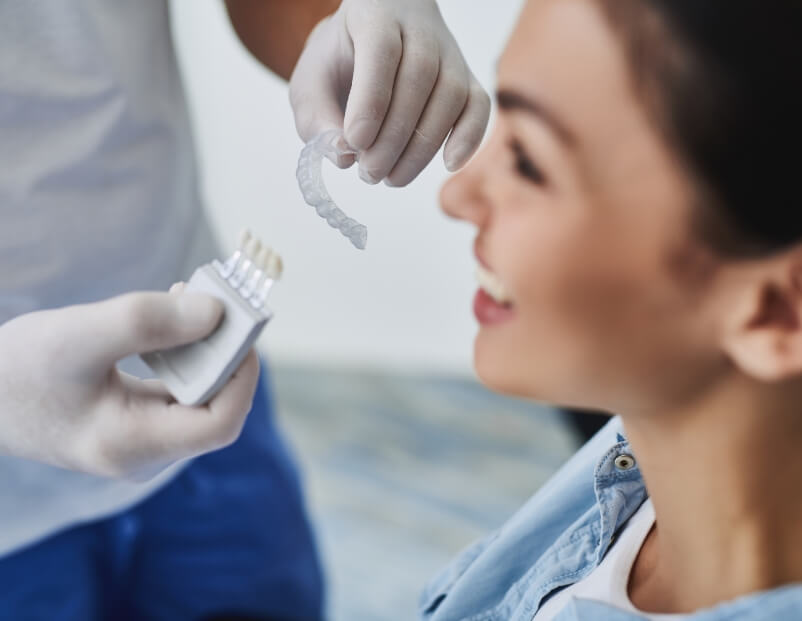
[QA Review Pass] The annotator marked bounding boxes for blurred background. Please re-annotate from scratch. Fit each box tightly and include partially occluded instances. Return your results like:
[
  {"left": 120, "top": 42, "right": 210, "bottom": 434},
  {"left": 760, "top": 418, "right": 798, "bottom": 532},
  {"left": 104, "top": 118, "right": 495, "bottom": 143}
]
[{"left": 170, "top": 2, "right": 592, "bottom": 619}]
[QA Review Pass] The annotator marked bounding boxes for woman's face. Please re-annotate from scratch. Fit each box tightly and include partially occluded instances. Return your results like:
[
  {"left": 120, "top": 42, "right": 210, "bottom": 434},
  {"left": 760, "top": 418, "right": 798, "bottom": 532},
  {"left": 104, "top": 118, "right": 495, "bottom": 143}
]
[{"left": 441, "top": 0, "right": 729, "bottom": 413}]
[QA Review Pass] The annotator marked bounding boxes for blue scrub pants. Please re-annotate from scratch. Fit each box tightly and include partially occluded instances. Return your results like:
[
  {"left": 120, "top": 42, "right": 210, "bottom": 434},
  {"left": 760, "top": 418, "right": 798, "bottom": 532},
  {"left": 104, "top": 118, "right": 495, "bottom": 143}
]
[{"left": 0, "top": 364, "right": 324, "bottom": 621}]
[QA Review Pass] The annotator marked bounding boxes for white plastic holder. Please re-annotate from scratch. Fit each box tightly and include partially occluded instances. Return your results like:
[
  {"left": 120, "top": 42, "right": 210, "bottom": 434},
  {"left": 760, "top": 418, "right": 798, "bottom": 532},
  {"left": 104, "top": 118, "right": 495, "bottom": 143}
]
[{"left": 140, "top": 265, "right": 271, "bottom": 406}]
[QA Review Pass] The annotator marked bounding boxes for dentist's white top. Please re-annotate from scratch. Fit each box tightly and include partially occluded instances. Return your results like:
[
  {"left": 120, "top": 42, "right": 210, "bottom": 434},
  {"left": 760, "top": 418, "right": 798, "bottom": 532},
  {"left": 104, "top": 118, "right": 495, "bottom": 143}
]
[{"left": 0, "top": 0, "right": 220, "bottom": 555}]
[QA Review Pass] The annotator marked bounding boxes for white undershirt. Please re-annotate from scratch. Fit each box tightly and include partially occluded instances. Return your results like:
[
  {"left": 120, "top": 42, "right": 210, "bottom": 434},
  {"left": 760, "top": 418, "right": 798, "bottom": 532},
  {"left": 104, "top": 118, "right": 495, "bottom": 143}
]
[{"left": 533, "top": 499, "right": 686, "bottom": 620}]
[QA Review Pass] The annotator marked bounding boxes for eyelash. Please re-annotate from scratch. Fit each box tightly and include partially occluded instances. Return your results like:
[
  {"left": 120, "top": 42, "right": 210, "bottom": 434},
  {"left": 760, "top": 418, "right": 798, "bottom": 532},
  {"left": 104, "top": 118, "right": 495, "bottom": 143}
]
[{"left": 509, "top": 140, "right": 546, "bottom": 185}]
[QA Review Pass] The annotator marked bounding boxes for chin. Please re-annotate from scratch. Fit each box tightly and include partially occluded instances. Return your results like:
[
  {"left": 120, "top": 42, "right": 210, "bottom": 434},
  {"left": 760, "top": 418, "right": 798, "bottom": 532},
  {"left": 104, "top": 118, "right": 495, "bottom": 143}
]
[
  {"left": 473, "top": 337, "right": 537, "bottom": 399},
  {"left": 473, "top": 333, "right": 587, "bottom": 405}
]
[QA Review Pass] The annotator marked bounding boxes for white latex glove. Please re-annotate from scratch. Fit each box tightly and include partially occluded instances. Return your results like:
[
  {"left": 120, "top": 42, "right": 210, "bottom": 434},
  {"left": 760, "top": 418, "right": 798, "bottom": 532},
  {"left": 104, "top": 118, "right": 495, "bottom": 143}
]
[
  {"left": 0, "top": 288, "right": 259, "bottom": 479},
  {"left": 289, "top": 0, "right": 491, "bottom": 187}
]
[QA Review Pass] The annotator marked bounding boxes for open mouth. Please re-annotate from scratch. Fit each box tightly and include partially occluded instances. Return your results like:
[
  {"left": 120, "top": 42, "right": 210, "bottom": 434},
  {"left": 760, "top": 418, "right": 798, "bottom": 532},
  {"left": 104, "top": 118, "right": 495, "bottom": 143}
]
[{"left": 476, "top": 264, "right": 513, "bottom": 307}]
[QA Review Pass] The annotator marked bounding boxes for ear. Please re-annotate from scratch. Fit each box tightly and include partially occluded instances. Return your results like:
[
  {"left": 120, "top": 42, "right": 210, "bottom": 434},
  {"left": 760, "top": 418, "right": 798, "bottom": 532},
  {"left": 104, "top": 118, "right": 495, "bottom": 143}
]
[{"left": 722, "top": 258, "right": 802, "bottom": 383}]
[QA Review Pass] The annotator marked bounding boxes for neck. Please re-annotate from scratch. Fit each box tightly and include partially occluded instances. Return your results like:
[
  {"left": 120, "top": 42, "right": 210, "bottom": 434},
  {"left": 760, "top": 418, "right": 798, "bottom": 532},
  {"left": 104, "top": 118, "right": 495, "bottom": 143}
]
[{"left": 621, "top": 378, "right": 802, "bottom": 613}]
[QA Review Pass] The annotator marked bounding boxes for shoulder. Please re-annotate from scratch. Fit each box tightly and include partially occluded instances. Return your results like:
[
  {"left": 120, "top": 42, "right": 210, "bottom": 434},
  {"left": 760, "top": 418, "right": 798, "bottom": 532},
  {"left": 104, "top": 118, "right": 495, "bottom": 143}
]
[{"left": 421, "top": 416, "right": 626, "bottom": 621}]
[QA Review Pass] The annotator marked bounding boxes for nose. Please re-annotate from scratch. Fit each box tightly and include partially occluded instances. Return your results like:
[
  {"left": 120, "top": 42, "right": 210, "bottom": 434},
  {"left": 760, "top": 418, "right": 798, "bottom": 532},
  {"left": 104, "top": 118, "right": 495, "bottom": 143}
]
[{"left": 439, "top": 154, "right": 491, "bottom": 228}]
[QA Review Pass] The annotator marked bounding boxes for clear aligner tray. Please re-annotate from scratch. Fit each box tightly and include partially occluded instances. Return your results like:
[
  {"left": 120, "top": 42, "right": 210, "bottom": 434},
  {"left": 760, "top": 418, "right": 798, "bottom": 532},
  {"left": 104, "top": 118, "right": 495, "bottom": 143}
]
[{"left": 296, "top": 130, "right": 368, "bottom": 250}]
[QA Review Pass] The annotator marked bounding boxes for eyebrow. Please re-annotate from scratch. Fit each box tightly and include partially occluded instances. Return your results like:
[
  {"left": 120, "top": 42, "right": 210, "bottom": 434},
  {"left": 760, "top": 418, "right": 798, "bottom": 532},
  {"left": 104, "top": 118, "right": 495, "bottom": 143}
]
[{"left": 496, "top": 88, "right": 577, "bottom": 148}]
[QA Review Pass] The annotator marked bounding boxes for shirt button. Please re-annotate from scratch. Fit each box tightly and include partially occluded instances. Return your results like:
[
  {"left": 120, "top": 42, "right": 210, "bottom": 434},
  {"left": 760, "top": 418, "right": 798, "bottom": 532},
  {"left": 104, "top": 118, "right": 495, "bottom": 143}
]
[{"left": 614, "top": 454, "right": 636, "bottom": 471}]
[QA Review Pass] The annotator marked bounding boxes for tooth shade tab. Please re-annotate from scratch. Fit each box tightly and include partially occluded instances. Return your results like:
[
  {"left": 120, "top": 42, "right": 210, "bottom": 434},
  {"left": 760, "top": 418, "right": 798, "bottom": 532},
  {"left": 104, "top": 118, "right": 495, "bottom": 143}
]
[
  {"left": 265, "top": 253, "right": 283, "bottom": 280},
  {"left": 245, "top": 237, "right": 261, "bottom": 260},
  {"left": 256, "top": 246, "right": 271, "bottom": 271},
  {"left": 476, "top": 264, "right": 513, "bottom": 305}
]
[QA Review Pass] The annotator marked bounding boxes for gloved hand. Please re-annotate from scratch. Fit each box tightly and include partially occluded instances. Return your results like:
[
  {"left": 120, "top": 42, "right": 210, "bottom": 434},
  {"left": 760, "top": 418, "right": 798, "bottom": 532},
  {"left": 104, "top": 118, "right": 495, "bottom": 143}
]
[
  {"left": 0, "top": 287, "right": 259, "bottom": 479},
  {"left": 289, "top": 0, "right": 491, "bottom": 187}
]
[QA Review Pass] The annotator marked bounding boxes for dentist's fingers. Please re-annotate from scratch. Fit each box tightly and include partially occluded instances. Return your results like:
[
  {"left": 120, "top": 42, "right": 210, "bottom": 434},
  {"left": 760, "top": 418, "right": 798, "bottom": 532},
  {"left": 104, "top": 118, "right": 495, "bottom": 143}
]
[
  {"left": 135, "top": 351, "right": 259, "bottom": 456},
  {"left": 342, "top": 8, "right": 403, "bottom": 151},
  {"left": 289, "top": 0, "right": 491, "bottom": 179},
  {"left": 385, "top": 53, "right": 471, "bottom": 187},
  {"left": 119, "top": 350, "right": 259, "bottom": 438},
  {"left": 353, "top": 27, "right": 441, "bottom": 184},
  {"left": 290, "top": 83, "right": 356, "bottom": 170},
  {"left": 78, "top": 291, "right": 224, "bottom": 371},
  {"left": 200, "top": 348, "right": 261, "bottom": 448},
  {"left": 117, "top": 372, "right": 174, "bottom": 400},
  {"left": 289, "top": 17, "right": 356, "bottom": 168},
  {"left": 92, "top": 351, "right": 260, "bottom": 478},
  {"left": 443, "top": 74, "right": 492, "bottom": 172},
  {"left": 150, "top": 349, "right": 259, "bottom": 457}
]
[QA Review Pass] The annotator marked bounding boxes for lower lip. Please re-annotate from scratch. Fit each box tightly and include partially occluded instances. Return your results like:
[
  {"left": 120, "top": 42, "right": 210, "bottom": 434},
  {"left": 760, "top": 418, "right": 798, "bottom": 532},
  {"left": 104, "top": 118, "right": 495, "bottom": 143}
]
[{"left": 473, "top": 289, "right": 516, "bottom": 325}]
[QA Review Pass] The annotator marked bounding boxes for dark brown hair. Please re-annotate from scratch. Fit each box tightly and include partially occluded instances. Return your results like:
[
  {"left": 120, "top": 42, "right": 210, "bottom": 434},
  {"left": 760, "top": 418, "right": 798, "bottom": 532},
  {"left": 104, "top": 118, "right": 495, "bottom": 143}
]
[{"left": 596, "top": 0, "right": 802, "bottom": 257}]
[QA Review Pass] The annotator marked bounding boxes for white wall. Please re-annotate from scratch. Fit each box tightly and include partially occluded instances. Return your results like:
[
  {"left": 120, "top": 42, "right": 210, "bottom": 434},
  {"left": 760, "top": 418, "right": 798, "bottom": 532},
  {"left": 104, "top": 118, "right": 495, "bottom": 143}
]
[{"left": 170, "top": 0, "right": 524, "bottom": 373}]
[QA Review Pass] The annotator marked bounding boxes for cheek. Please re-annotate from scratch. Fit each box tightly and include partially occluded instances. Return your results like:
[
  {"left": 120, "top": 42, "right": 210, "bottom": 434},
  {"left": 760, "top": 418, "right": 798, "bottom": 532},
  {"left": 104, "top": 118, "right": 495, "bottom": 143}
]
[
  {"left": 519, "top": 229, "right": 641, "bottom": 366},
  {"left": 476, "top": 217, "right": 718, "bottom": 408},
  {"left": 506, "top": 208, "right": 620, "bottom": 328},
  {"left": 474, "top": 214, "right": 612, "bottom": 397}
]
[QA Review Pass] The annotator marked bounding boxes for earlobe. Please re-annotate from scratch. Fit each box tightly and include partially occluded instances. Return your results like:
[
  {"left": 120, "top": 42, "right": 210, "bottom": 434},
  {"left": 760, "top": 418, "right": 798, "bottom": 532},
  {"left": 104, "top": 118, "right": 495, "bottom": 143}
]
[
  {"left": 724, "top": 331, "right": 797, "bottom": 383},
  {"left": 722, "top": 277, "right": 802, "bottom": 383}
]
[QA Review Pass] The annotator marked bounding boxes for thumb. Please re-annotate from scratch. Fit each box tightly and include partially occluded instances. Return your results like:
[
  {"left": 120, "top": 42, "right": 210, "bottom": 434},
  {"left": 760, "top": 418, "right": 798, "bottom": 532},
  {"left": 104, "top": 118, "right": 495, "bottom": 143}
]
[
  {"left": 78, "top": 291, "right": 224, "bottom": 369},
  {"left": 289, "top": 65, "right": 345, "bottom": 143},
  {"left": 289, "top": 19, "right": 356, "bottom": 168}
]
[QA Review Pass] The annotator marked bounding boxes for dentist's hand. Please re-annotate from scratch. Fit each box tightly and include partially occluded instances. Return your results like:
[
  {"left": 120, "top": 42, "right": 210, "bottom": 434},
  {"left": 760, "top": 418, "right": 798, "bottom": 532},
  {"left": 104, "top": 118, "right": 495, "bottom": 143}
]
[
  {"left": 289, "top": 0, "right": 491, "bottom": 187},
  {"left": 0, "top": 289, "right": 259, "bottom": 479}
]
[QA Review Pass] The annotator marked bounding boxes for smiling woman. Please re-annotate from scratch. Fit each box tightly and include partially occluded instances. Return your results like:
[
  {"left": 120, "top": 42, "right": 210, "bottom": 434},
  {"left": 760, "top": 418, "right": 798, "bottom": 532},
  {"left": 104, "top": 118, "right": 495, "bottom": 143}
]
[{"left": 425, "top": 0, "right": 802, "bottom": 620}]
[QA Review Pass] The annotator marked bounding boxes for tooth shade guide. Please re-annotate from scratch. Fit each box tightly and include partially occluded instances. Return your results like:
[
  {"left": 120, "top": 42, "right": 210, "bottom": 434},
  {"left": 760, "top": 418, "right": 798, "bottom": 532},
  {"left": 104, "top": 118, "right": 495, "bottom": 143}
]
[
  {"left": 265, "top": 252, "right": 283, "bottom": 280},
  {"left": 211, "top": 233, "right": 283, "bottom": 311},
  {"left": 217, "top": 247, "right": 244, "bottom": 279},
  {"left": 229, "top": 236, "right": 263, "bottom": 288},
  {"left": 238, "top": 245, "right": 269, "bottom": 297},
  {"left": 142, "top": 229, "right": 280, "bottom": 405},
  {"left": 240, "top": 261, "right": 264, "bottom": 299},
  {"left": 256, "top": 246, "right": 271, "bottom": 271},
  {"left": 228, "top": 259, "right": 250, "bottom": 288},
  {"left": 245, "top": 237, "right": 261, "bottom": 259},
  {"left": 216, "top": 228, "right": 256, "bottom": 280}
]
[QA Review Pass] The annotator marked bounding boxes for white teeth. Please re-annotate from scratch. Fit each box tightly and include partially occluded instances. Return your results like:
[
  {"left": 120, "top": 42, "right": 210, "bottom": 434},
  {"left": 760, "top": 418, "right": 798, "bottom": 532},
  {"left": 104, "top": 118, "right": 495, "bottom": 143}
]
[
  {"left": 476, "top": 264, "right": 513, "bottom": 305},
  {"left": 256, "top": 246, "right": 271, "bottom": 271}
]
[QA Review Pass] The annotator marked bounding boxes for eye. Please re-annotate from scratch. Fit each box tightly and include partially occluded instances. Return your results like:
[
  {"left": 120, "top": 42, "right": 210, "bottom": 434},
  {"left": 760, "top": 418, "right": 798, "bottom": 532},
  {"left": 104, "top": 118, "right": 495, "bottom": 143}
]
[{"left": 509, "top": 139, "right": 546, "bottom": 185}]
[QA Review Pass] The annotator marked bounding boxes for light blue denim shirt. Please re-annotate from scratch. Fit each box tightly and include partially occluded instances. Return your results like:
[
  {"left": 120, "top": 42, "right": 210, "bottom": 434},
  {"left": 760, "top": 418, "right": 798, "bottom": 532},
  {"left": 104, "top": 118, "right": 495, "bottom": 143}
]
[{"left": 420, "top": 416, "right": 802, "bottom": 620}]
